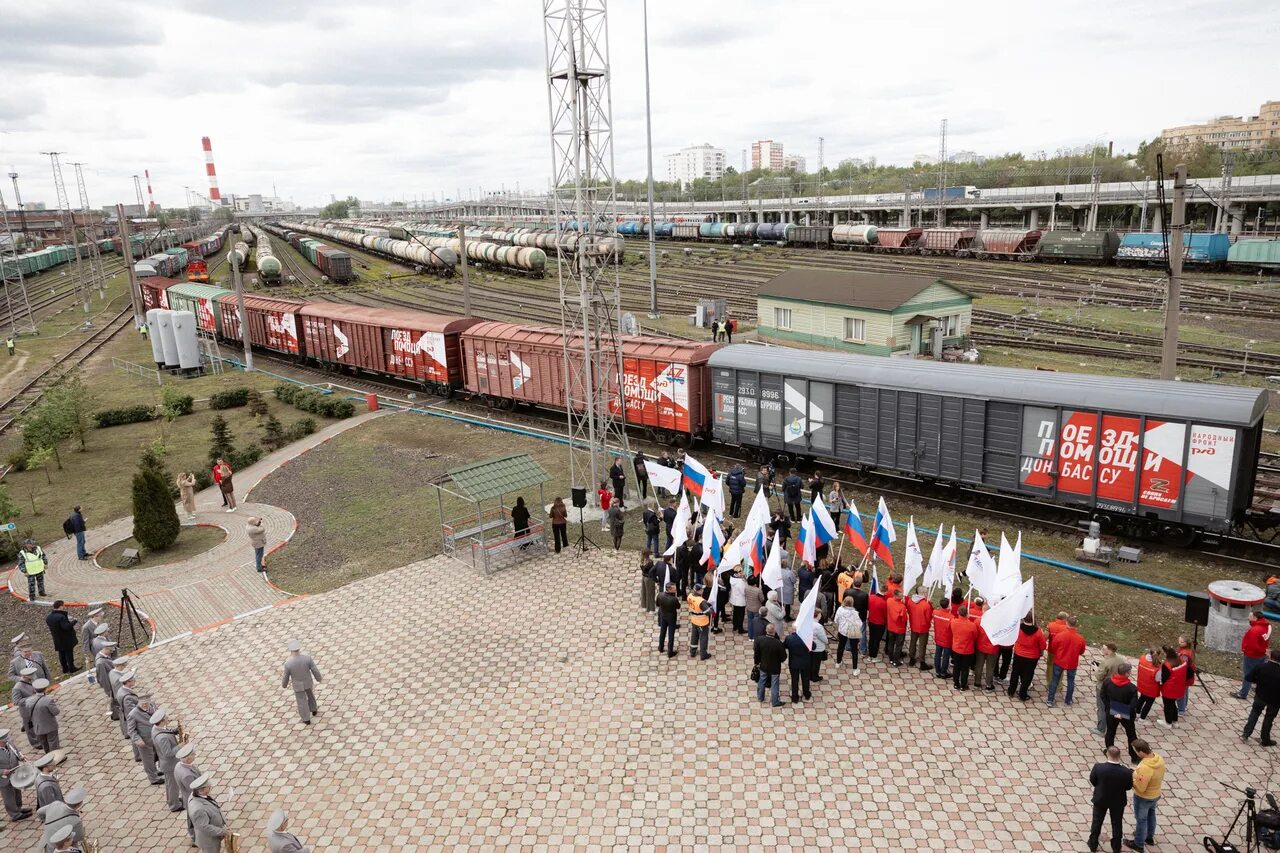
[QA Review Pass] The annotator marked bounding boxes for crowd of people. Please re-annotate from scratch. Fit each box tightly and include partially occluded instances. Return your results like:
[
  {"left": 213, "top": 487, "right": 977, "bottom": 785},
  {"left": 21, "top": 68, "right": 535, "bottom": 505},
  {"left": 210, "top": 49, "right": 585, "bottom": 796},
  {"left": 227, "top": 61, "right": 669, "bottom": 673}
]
[{"left": 4, "top": 623, "right": 318, "bottom": 851}]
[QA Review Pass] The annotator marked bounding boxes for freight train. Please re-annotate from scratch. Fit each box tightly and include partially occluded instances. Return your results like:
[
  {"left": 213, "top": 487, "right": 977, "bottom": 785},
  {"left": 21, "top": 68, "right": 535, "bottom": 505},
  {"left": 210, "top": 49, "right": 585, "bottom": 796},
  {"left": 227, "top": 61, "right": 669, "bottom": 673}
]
[
  {"left": 270, "top": 221, "right": 456, "bottom": 278},
  {"left": 183, "top": 225, "right": 234, "bottom": 282},
  {"left": 248, "top": 225, "right": 282, "bottom": 285},
  {"left": 133, "top": 274, "right": 1267, "bottom": 543}
]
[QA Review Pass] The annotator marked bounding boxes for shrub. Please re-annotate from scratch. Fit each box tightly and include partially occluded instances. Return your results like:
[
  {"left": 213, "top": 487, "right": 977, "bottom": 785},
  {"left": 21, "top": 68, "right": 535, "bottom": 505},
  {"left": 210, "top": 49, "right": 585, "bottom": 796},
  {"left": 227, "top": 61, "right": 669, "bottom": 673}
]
[
  {"left": 228, "top": 445, "right": 263, "bottom": 470},
  {"left": 208, "top": 415, "right": 236, "bottom": 466},
  {"left": 194, "top": 469, "right": 213, "bottom": 490},
  {"left": 260, "top": 415, "right": 286, "bottom": 451},
  {"left": 247, "top": 388, "right": 269, "bottom": 417},
  {"left": 6, "top": 450, "right": 28, "bottom": 472},
  {"left": 288, "top": 417, "right": 317, "bottom": 440},
  {"left": 161, "top": 388, "right": 194, "bottom": 418},
  {"left": 132, "top": 455, "right": 180, "bottom": 551},
  {"left": 208, "top": 388, "right": 251, "bottom": 410},
  {"left": 94, "top": 405, "right": 156, "bottom": 428},
  {"left": 274, "top": 382, "right": 354, "bottom": 419},
  {"left": 324, "top": 398, "right": 355, "bottom": 418},
  {"left": 273, "top": 383, "right": 298, "bottom": 404}
]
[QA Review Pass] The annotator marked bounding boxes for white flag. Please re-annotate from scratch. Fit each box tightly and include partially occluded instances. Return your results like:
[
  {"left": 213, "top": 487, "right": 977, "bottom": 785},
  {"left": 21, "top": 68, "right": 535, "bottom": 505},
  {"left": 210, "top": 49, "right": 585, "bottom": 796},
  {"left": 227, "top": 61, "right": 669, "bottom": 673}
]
[
  {"left": 993, "top": 532, "right": 1024, "bottom": 603},
  {"left": 721, "top": 530, "right": 747, "bottom": 571},
  {"left": 644, "top": 460, "right": 681, "bottom": 495},
  {"left": 965, "top": 530, "right": 997, "bottom": 600},
  {"left": 923, "top": 528, "right": 944, "bottom": 589},
  {"left": 793, "top": 580, "right": 822, "bottom": 650},
  {"left": 664, "top": 495, "right": 692, "bottom": 556},
  {"left": 700, "top": 512, "right": 724, "bottom": 565},
  {"left": 902, "top": 517, "right": 924, "bottom": 594},
  {"left": 743, "top": 490, "right": 771, "bottom": 541},
  {"left": 980, "top": 577, "right": 1035, "bottom": 647},
  {"left": 701, "top": 472, "right": 725, "bottom": 520},
  {"left": 761, "top": 531, "right": 784, "bottom": 592},
  {"left": 942, "top": 526, "right": 958, "bottom": 599}
]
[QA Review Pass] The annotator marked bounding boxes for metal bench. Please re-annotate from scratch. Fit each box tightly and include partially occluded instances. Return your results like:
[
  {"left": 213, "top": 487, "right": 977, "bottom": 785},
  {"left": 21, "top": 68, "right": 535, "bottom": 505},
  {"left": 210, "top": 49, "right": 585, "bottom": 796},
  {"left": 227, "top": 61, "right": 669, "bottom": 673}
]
[{"left": 116, "top": 548, "right": 140, "bottom": 568}]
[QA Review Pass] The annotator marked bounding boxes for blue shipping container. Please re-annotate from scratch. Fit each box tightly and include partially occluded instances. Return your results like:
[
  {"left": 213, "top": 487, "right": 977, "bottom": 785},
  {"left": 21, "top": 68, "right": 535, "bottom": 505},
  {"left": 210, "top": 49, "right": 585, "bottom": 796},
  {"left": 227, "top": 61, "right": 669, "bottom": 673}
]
[{"left": 1116, "top": 232, "right": 1230, "bottom": 263}]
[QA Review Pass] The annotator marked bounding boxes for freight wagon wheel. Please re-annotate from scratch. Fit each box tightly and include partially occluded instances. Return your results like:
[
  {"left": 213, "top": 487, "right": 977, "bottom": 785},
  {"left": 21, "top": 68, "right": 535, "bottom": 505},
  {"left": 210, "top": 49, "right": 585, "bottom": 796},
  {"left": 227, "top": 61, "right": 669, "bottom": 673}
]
[{"left": 1160, "top": 524, "right": 1196, "bottom": 547}]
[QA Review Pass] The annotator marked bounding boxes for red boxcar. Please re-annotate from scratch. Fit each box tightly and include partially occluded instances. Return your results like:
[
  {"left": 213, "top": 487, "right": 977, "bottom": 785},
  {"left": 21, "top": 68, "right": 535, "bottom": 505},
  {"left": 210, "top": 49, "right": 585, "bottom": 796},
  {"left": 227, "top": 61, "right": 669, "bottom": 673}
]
[
  {"left": 298, "top": 303, "right": 479, "bottom": 392},
  {"left": 873, "top": 227, "right": 923, "bottom": 252},
  {"left": 919, "top": 228, "right": 977, "bottom": 254},
  {"left": 139, "top": 276, "right": 180, "bottom": 310},
  {"left": 216, "top": 293, "right": 307, "bottom": 355},
  {"left": 972, "top": 228, "right": 1042, "bottom": 259},
  {"left": 461, "top": 321, "right": 721, "bottom": 440}
]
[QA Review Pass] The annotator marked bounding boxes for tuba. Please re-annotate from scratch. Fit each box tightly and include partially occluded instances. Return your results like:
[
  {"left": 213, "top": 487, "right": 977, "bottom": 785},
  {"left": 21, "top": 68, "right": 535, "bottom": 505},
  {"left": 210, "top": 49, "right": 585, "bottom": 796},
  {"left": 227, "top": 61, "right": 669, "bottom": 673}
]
[
  {"left": 82, "top": 840, "right": 101, "bottom": 853},
  {"left": 8, "top": 762, "right": 36, "bottom": 789},
  {"left": 223, "top": 832, "right": 241, "bottom": 852}
]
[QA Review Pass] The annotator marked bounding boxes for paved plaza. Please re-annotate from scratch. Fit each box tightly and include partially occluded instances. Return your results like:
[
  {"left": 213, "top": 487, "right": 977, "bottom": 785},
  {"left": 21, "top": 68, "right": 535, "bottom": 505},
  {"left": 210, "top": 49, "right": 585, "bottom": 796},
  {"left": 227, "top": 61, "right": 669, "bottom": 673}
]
[{"left": 1, "top": 543, "right": 1270, "bottom": 851}]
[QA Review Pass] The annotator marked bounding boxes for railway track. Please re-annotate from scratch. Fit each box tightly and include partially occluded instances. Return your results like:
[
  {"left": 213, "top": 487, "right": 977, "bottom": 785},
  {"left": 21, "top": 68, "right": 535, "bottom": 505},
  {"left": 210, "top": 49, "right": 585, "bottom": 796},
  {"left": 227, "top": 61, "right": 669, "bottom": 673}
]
[
  {"left": 0, "top": 259, "right": 130, "bottom": 331},
  {"left": 0, "top": 307, "right": 134, "bottom": 433}
]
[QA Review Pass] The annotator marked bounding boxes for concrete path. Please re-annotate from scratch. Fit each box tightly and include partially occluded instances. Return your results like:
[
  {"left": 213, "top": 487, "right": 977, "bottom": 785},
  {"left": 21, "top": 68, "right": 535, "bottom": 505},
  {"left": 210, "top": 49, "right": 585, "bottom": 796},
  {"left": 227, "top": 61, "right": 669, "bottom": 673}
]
[{"left": 5, "top": 410, "right": 387, "bottom": 640}]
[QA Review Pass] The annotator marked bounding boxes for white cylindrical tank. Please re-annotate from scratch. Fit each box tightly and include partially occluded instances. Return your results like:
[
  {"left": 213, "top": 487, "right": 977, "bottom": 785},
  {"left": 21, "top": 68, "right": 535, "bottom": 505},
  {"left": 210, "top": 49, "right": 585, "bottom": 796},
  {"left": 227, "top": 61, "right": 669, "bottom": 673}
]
[
  {"left": 156, "top": 310, "right": 180, "bottom": 368},
  {"left": 172, "top": 310, "right": 202, "bottom": 370},
  {"left": 145, "top": 309, "right": 166, "bottom": 366}
]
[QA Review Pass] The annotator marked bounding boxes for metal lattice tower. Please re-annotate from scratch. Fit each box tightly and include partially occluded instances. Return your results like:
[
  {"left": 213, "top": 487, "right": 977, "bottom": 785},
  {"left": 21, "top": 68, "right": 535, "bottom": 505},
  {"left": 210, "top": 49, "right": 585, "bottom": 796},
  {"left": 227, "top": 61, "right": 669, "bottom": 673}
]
[
  {"left": 0, "top": 185, "right": 37, "bottom": 336},
  {"left": 71, "top": 163, "right": 107, "bottom": 300},
  {"left": 936, "top": 118, "right": 948, "bottom": 226},
  {"left": 133, "top": 175, "right": 145, "bottom": 212},
  {"left": 543, "top": 0, "right": 630, "bottom": 496},
  {"left": 8, "top": 172, "right": 29, "bottom": 236},
  {"left": 43, "top": 152, "right": 89, "bottom": 318}
]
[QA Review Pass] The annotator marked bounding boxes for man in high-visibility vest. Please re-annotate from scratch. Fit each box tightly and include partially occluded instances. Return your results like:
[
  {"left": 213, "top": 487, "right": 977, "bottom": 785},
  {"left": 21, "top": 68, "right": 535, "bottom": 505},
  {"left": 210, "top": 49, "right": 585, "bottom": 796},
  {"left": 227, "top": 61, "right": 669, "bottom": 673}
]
[
  {"left": 687, "top": 584, "right": 713, "bottom": 661},
  {"left": 18, "top": 539, "right": 48, "bottom": 600},
  {"left": 5, "top": 337, "right": 14, "bottom": 356}
]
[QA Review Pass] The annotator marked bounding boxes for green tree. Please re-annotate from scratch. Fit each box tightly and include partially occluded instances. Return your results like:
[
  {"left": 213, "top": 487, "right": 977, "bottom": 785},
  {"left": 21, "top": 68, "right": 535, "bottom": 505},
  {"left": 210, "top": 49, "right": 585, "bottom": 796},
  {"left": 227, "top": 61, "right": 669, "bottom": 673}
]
[
  {"left": 319, "top": 196, "right": 359, "bottom": 219},
  {"left": 132, "top": 451, "right": 180, "bottom": 551},
  {"left": 44, "top": 371, "right": 96, "bottom": 452},
  {"left": 0, "top": 484, "right": 21, "bottom": 524},
  {"left": 247, "top": 389, "right": 269, "bottom": 418},
  {"left": 208, "top": 415, "right": 235, "bottom": 466},
  {"left": 26, "top": 446, "right": 54, "bottom": 485},
  {"left": 259, "top": 415, "right": 286, "bottom": 451},
  {"left": 210, "top": 207, "right": 233, "bottom": 223},
  {"left": 20, "top": 400, "right": 71, "bottom": 470}
]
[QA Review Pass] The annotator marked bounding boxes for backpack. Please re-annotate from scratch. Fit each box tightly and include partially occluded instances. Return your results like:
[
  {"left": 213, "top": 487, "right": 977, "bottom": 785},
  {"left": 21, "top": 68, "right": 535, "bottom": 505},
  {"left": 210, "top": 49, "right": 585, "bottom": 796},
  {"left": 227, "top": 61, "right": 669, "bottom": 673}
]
[{"left": 63, "top": 517, "right": 75, "bottom": 536}]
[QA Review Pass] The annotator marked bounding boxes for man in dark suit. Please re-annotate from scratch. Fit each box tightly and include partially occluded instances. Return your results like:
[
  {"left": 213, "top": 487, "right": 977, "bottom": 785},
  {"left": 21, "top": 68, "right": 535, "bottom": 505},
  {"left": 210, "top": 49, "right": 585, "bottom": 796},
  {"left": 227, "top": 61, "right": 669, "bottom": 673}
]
[
  {"left": 655, "top": 583, "right": 680, "bottom": 659},
  {"left": 45, "top": 601, "right": 80, "bottom": 675},
  {"left": 753, "top": 624, "right": 787, "bottom": 707},
  {"left": 1088, "top": 746, "right": 1133, "bottom": 853},
  {"left": 661, "top": 499, "right": 678, "bottom": 553},
  {"left": 1243, "top": 648, "right": 1280, "bottom": 746},
  {"left": 783, "top": 623, "right": 813, "bottom": 704}
]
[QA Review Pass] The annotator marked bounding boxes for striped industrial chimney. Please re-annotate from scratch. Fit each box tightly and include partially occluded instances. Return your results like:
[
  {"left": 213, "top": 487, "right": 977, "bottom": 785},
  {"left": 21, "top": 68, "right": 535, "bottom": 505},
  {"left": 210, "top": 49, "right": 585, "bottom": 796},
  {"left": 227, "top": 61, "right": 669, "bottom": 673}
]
[
  {"left": 145, "top": 169, "right": 157, "bottom": 213},
  {"left": 202, "top": 136, "right": 222, "bottom": 204}
]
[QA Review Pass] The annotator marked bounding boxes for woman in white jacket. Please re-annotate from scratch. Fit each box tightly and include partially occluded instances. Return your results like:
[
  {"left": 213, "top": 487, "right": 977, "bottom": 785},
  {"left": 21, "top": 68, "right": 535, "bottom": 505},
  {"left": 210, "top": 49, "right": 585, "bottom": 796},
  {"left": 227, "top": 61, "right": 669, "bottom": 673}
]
[{"left": 834, "top": 595, "right": 863, "bottom": 675}]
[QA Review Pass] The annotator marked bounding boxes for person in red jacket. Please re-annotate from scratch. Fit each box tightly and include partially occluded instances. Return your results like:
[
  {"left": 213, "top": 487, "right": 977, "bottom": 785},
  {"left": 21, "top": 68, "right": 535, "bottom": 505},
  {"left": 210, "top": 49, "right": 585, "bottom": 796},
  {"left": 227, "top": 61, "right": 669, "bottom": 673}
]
[
  {"left": 968, "top": 596, "right": 986, "bottom": 621},
  {"left": 885, "top": 573, "right": 903, "bottom": 600},
  {"left": 884, "top": 589, "right": 909, "bottom": 667},
  {"left": 1237, "top": 611, "right": 1273, "bottom": 700},
  {"left": 212, "top": 462, "right": 228, "bottom": 507},
  {"left": 949, "top": 589, "right": 964, "bottom": 617},
  {"left": 1045, "top": 611, "right": 1069, "bottom": 689},
  {"left": 1046, "top": 615, "right": 1086, "bottom": 707},
  {"left": 1176, "top": 635, "right": 1196, "bottom": 715},
  {"left": 1135, "top": 650, "right": 1161, "bottom": 720},
  {"left": 950, "top": 606, "right": 978, "bottom": 690},
  {"left": 932, "top": 602, "right": 954, "bottom": 678},
  {"left": 975, "top": 622, "right": 1001, "bottom": 691},
  {"left": 866, "top": 587, "right": 888, "bottom": 661},
  {"left": 1155, "top": 644, "right": 1189, "bottom": 726},
  {"left": 906, "top": 592, "right": 933, "bottom": 670},
  {"left": 1008, "top": 615, "right": 1046, "bottom": 701}
]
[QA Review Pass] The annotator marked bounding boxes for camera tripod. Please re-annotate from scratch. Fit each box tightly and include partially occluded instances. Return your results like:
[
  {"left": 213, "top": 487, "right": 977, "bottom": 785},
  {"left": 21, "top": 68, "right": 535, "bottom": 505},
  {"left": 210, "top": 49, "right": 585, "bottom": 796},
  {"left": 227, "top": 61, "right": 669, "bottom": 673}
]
[
  {"left": 117, "top": 588, "right": 152, "bottom": 652},
  {"left": 1204, "top": 782, "right": 1276, "bottom": 852},
  {"left": 573, "top": 505, "right": 596, "bottom": 555}
]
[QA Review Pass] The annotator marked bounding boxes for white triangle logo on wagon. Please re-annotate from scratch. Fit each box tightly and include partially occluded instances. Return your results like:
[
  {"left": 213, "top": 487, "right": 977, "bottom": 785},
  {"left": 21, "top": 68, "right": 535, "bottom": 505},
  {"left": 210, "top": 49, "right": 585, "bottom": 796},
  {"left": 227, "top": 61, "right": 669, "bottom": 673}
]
[{"left": 333, "top": 324, "right": 350, "bottom": 359}]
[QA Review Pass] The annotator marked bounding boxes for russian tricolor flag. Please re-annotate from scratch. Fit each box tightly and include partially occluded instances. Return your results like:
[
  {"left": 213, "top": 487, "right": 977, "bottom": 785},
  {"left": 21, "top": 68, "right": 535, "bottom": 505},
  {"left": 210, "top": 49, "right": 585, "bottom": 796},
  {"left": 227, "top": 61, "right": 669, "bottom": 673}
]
[
  {"left": 749, "top": 526, "right": 766, "bottom": 576},
  {"left": 682, "top": 455, "right": 712, "bottom": 499},
  {"left": 869, "top": 496, "right": 896, "bottom": 568},
  {"left": 701, "top": 515, "right": 724, "bottom": 568},
  {"left": 843, "top": 499, "right": 868, "bottom": 557},
  {"left": 810, "top": 496, "right": 838, "bottom": 548}
]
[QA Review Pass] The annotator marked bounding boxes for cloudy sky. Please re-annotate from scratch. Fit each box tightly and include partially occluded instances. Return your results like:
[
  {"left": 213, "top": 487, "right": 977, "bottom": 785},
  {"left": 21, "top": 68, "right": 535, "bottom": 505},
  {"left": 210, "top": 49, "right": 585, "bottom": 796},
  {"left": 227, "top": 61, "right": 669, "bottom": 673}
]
[{"left": 1, "top": 0, "right": 1273, "bottom": 210}]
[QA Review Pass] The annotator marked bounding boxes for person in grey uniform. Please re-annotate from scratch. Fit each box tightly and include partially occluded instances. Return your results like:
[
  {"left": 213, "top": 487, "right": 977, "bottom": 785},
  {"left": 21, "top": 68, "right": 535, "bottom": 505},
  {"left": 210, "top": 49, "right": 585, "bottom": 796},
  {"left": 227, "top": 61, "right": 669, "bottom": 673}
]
[
  {"left": 9, "top": 644, "right": 50, "bottom": 682},
  {"left": 173, "top": 744, "right": 202, "bottom": 843},
  {"left": 38, "top": 785, "right": 86, "bottom": 851},
  {"left": 33, "top": 753, "right": 64, "bottom": 809},
  {"left": 150, "top": 709, "right": 184, "bottom": 811},
  {"left": 0, "top": 728, "right": 33, "bottom": 821},
  {"left": 126, "top": 695, "right": 163, "bottom": 784},
  {"left": 187, "top": 774, "right": 228, "bottom": 853},
  {"left": 267, "top": 809, "right": 311, "bottom": 852},
  {"left": 93, "top": 644, "right": 118, "bottom": 718},
  {"left": 79, "top": 609, "right": 103, "bottom": 661},
  {"left": 89, "top": 623, "right": 112, "bottom": 657},
  {"left": 27, "top": 679, "right": 60, "bottom": 752},
  {"left": 11, "top": 666, "right": 39, "bottom": 749},
  {"left": 114, "top": 670, "right": 142, "bottom": 761},
  {"left": 281, "top": 640, "right": 322, "bottom": 724},
  {"left": 48, "top": 823, "right": 82, "bottom": 851}
]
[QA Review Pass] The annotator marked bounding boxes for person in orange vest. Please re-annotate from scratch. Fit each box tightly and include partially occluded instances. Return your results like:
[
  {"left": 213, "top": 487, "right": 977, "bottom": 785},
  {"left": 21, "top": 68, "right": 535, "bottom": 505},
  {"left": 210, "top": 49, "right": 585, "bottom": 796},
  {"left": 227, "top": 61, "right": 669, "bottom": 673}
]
[
  {"left": 975, "top": 622, "right": 999, "bottom": 691},
  {"left": 866, "top": 584, "right": 888, "bottom": 661},
  {"left": 950, "top": 606, "right": 978, "bottom": 690},
  {"left": 884, "top": 589, "right": 909, "bottom": 667},
  {"left": 1176, "top": 635, "right": 1196, "bottom": 716},
  {"left": 1236, "top": 611, "right": 1273, "bottom": 701},
  {"left": 932, "top": 600, "right": 954, "bottom": 679},
  {"left": 1135, "top": 650, "right": 1161, "bottom": 721},
  {"left": 686, "top": 584, "right": 713, "bottom": 661},
  {"left": 1008, "top": 615, "right": 1046, "bottom": 702},
  {"left": 968, "top": 596, "right": 986, "bottom": 621},
  {"left": 1154, "top": 644, "right": 1188, "bottom": 727},
  {"left": 906, "top": 590, "right": 933, "bottom": 670},
  {"left": 836, "top": 565, "right": 856, "bottom": 608},
  {"left": 1046, "top": 615, "right": 1086, "bottom": 707}
]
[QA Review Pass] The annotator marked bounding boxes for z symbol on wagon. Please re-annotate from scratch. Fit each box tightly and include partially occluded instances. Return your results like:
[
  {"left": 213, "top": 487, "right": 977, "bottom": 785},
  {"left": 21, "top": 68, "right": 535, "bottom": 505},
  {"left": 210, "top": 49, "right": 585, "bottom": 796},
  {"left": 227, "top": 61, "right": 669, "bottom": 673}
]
[{"left": 333, "top": 324, "right": 350, "bottom": 359}]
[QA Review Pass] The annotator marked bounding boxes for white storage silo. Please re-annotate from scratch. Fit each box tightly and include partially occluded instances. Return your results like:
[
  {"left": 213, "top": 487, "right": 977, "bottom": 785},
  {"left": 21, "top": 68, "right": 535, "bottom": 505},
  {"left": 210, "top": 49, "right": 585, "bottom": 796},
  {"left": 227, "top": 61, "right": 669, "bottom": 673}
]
[
  {"left": 171, "top": 310, "right": 202, "bottom": 371},
  {"left": 156, "top": 310, "right": 180, "bottom": 369},
  {"left": 145, "top": 309, "right": 166, "bottom": 366}
]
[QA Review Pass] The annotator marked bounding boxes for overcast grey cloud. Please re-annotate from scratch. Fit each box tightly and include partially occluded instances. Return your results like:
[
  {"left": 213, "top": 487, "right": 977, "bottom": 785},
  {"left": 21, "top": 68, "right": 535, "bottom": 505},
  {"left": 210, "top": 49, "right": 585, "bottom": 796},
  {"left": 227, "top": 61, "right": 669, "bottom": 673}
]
[{"left": 0, "top": 0, "right": 1274, "bottom": 210}]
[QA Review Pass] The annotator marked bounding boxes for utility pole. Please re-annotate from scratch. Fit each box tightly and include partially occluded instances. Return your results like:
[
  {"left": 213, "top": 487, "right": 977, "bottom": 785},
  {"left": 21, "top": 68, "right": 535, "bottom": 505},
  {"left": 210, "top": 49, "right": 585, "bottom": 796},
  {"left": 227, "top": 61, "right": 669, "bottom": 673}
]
[
  {"left": 1160, "top": 164, "right": 1187, "bottom": 381},
  {"left": 43, "top": 152, "right": 89, "bottom": 320},
  {"left": 457, "top": 224, "right": 470, "bottom": 316},
  {"left": 0, "top": 185, "right": 37, "bottom": 336},
  {"left": 1139, "top": 176, "right": 1150, "bottom": 231},
  {"left": 641, "top": 0, "right": 658, "bottom": 317},
  {"left": 118, "top": 205, "right": 145, "bottom": 327},
  {"left": 936, "top": 118, "right": 948, "bottom": 227},
  {"left": 8, "top": 172, "right": 28, "bottom": 236},
  {"left": 70, "top": 162, "right": 107, "bottom": 300},
  {"left": 133, "top": 175, "right": 146, "bottom": 215},
  {"left": 1217, "top": 151, "right": 1236, "bottom": 234},
  {"left": 817, "top": 136, "right": 825, "bottom": 225},
  {"left": 229, "top": 248, "right": 253, "bottom": 370}
]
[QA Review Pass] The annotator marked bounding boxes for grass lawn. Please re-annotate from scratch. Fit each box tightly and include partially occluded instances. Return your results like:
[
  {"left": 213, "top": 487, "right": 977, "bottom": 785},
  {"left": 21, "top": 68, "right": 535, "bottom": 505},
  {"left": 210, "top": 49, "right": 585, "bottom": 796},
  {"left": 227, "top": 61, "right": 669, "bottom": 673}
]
[
  {"left": 95, "top": 525, "right": 226, "bottom": 568},
  {"left": 252, "top": 410, "right": 1261, "bottom": 677},
  {"left": 0, "top": 328, "right": 341, "bottom": 546},
  {"left": 0, "top": 600, "right": 96, "bottom": 695}
]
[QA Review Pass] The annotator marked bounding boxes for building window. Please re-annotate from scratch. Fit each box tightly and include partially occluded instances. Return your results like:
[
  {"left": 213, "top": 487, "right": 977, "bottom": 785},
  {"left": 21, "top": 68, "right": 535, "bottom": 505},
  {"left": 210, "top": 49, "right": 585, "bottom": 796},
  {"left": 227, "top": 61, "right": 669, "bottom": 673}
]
[
  {"left": 843, "top": 317, "right": 865, "bottom": 342},
  {"left": 773, "top": 307, "right": 792, "bottom": 330},
  {"left": 940, "top": 314, "right": 961, "bottom": 336}
]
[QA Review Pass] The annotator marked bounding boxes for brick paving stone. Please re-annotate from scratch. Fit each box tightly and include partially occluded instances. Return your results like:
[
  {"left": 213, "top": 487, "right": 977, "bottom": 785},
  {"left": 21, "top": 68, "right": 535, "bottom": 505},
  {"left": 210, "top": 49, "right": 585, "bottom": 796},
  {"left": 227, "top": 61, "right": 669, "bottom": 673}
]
[
  {"left": 0, "top": 546, "right": 1271, "bottom": 851},
  {"left": 3, "top": 411, "right": 385, "bottom": 639}
]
